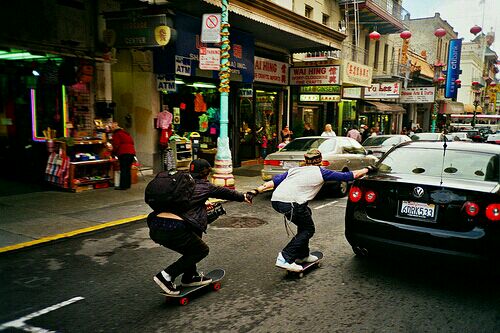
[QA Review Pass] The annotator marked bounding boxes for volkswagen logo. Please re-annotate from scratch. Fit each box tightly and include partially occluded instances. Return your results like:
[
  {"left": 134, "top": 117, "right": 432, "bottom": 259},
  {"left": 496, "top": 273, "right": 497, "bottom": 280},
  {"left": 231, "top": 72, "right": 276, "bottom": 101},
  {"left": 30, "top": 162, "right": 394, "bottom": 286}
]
[{"left": 413, "top": 187, "right": 424, "bottom": 198}]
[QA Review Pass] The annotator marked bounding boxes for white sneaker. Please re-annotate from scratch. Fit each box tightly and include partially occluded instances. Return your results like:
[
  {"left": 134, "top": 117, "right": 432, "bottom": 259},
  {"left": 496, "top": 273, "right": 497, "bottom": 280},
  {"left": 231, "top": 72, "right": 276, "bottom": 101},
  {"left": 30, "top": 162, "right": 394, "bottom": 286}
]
[
  {"left": 295, "top": 254, "right": 319, "bottom": 264},
  {"left": 275, "top": 252, "right": 303, "bottom": 272}
]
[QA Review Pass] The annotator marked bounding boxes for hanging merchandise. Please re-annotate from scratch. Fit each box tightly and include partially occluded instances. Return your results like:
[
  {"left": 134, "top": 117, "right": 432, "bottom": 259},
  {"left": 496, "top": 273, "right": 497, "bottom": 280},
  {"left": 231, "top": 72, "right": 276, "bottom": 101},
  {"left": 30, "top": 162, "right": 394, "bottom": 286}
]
[
  {"left": 156, "top": 108, "right": 173, "bottom": 129},
  {"left": 194, "top": 92, "right": 207, "bottom": 112},
  {"left": 173, "top": 107, "right": 181, "bottom": 124},
  {"left": 209, "top": 123, "right": 218, "bottom": 136},
  {"left": 206, "top": 107, "right": 220, "bottom": 122},
  {"left": 159, "top": 128, "right": 170, "bottom": 146},
  {"left": 199, "top": 114, "right": 209, "bottom": 132}
]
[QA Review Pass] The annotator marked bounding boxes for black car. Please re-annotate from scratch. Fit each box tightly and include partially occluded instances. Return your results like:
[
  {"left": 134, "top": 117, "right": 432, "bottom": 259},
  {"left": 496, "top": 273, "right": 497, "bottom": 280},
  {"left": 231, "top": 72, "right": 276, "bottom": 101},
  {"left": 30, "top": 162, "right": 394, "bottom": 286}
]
[{"left": 345, "top": 141, "right": 500, "bottom": 262}]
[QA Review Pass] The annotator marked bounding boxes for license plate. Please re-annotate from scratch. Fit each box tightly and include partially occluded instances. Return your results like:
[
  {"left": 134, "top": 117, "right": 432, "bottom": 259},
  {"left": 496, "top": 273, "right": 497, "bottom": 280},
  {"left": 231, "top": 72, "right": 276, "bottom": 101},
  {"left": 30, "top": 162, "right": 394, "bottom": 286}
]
[
  {"left": 399, "top": 201, "right": 436, "bottom": 221},
  {"left": 283, "top": 161, "right": 299, "bottom": 169}
]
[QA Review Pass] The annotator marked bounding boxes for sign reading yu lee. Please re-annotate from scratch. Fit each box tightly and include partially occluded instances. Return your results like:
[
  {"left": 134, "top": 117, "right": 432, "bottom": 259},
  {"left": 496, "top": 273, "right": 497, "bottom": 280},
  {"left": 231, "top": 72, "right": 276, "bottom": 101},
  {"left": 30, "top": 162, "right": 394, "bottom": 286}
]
[
  {"left": 400, "top": 87, "right": 436, "bottom": 103},
  {"left": 445, "top": 39, "right": 462, "bottom": 99},
  {"left": 290, "top": 66, "right": 340, "bottom": 85},
  {"left": 364, "top": 82, "right": 401, "bottom": 99}
]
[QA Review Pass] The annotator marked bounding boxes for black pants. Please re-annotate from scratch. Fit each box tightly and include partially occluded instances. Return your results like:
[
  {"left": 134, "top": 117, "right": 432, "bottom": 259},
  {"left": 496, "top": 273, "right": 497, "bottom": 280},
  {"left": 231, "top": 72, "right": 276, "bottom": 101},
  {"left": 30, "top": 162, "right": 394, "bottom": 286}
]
[
  {"left": 272, "top": 201, "right": 315, "bottom": 263},
  {"left": 149, "top": 227, "right": 209, "bottom": 280},
  {"left": 118, "top": 154, "right": 134, "bottom": 189}
]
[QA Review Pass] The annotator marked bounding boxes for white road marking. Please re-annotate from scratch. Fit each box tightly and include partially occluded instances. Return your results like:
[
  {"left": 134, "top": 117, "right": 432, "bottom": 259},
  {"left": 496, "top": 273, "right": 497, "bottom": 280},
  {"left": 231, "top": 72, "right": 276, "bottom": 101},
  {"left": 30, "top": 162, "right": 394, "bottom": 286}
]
[
  {"left": 313, "top": 201, "right": 338, "bottom": 210},
  {"left": 0, "top": 296, "right": 84, "bottom": 332}
]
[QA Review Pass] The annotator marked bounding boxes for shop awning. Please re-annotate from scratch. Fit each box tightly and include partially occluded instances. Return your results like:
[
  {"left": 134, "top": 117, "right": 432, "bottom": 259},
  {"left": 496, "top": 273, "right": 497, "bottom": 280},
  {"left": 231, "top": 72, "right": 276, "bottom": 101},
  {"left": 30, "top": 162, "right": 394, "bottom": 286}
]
[
  {"left": 170, "top": 0, "right": 346, "bottom": 53},
  {"left": 464, "top": 104, "right": 483, "bottom": 114},
  {"left": 442, "top": 101, "right": 465, "bottom": 114},
  {"left": 365, "top": 101, "right": 405, "bottom": 113}
]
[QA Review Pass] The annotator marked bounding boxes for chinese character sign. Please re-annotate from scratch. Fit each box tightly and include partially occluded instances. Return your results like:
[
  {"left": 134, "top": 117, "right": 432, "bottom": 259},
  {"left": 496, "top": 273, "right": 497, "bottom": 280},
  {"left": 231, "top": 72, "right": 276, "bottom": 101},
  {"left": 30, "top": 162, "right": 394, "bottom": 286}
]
[
  {"left": 290, "top": 66, "right": 340, "bottom": 85},
  {"left": 341, "top": 60, "right": 372, "bottom": 87}
]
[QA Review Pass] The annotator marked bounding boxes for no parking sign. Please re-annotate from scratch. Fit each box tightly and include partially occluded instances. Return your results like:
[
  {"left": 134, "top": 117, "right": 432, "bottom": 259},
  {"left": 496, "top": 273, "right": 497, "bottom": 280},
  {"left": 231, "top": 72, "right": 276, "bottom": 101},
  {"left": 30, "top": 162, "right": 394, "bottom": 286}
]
[{"left": 201, "top": 13, "right": 221, "bottom": 43}]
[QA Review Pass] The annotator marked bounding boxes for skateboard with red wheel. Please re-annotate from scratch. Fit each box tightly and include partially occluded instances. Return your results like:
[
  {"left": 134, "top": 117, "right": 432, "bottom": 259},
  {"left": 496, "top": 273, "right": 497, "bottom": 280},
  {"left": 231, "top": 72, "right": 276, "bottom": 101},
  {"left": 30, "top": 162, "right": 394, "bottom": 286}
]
[
  {"left": 280, "top": 251, "right": 323, "bottom": 278},
  {"left": 160, "top": 269, "right": 225, "bottom": 306}
]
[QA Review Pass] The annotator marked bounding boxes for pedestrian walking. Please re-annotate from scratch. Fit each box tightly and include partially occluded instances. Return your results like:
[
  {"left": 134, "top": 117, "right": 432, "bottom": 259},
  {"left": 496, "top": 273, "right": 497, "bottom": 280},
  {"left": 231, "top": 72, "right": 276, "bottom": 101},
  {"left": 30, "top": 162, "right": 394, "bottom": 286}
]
[
  {"left": 302, "top": 123, "right": 316, "bottom": 136},
  {"left": 321, "top": 124, "right": 336, "bottom": 137},
  {"left": 148, "top": 159, "right": 252, "bottom": 295},
  {"left": 346, "top": 125, "right": 362, "bottom": 142},
  {"left": 246, "top": 149, "right": 373, "bottom": 272},
  {"left": 111, "top": 122, "right": 136, "bottom": 190}
]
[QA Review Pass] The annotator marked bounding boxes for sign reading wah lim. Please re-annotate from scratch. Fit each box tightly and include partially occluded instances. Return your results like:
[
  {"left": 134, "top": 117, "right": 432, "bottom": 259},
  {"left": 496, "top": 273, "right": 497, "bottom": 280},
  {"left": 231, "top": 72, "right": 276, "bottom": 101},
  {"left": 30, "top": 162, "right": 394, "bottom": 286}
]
[{"left": 105, "top": 14, "right": 170, "bottom": 48}]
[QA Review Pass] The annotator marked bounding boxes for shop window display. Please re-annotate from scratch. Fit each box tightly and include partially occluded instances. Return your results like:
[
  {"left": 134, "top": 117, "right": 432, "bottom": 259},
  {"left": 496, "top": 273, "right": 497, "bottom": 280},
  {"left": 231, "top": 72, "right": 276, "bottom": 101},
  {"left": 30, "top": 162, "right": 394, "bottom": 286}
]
[
  {"left": 160, "top": 83, "right": 220, "bottom": 166},
  {"left": 255, "top": 91, "right": 278, "bottom": 154}
]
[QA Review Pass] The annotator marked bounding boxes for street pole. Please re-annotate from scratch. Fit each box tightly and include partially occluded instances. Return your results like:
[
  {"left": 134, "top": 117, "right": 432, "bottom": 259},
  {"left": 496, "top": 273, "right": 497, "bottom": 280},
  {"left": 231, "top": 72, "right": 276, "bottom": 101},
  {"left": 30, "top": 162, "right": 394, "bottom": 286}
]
[{"left": 211, "top": 0, "right": 235, "bottom": 189}]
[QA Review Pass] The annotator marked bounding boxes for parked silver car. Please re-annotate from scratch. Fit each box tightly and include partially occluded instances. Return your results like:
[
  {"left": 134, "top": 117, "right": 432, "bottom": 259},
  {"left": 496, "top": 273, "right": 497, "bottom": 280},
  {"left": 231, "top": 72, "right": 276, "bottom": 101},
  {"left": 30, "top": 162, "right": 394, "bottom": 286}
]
[
  {"left": 410, "top": 132, "right": 458, "bottom": 142},
  {"left": 261, "top": 136, "right": 378, "bottom": 196},
  {"left": 362, "top": 135, "right": 411, "bottom": 158}
]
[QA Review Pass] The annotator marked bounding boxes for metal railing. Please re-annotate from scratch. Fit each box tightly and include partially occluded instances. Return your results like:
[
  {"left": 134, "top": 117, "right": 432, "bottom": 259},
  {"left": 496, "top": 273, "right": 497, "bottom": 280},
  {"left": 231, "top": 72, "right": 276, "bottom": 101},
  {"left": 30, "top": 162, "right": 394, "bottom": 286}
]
[
  {"left": 339, "top": 0, "right": 410, "bottom": 22},
  {"left": 342, "top": 41, "right": 368, "bottom": 64}
]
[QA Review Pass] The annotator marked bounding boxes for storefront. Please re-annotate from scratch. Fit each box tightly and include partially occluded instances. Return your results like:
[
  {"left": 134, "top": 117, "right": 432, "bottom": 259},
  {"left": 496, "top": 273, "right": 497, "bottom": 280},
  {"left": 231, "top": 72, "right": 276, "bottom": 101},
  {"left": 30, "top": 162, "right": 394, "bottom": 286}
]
[
  {"left": 153, "top": 12, "right": 255, "bottom": 169},
  {"left": 361, "top": 81, "right": 404, "bottom": 134},
  {"left": 400, "top": 86, "right": 436, "bottom": 132},
  {"left": 290, "top": 65, "right": 341, "bottom": 136},
  {"left": 0, "top": 49, "right": 102, "bottom": 185}
]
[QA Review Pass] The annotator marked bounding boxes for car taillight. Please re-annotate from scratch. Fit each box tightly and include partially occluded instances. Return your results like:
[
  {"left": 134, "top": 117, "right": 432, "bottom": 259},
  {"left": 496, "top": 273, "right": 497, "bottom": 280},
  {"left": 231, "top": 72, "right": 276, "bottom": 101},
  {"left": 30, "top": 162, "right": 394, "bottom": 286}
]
[
  {"left": 486, "top": 204, "right": 500, "bottom": 221},
  {"left": 464, "top": 201, "right": 480, "bottom": 217},
  {"left": 349, "top": 186, "right": 363, "bottom": 203},
  {"left": 321, "top": 160, "right": 330, "bottom": 166},
  {"left": 365, "top": 190, "right": 377, "bottom": 203},
  {"left": 264, "top": 160, "right": 282, "bottom": 166}
]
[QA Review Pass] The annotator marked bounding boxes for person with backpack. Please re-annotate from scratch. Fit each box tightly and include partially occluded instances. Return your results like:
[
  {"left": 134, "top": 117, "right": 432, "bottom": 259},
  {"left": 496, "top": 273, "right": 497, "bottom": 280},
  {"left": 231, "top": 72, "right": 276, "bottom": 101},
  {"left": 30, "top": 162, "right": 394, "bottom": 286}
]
[
  {"left": 146, "top": 159, "right": 252, "bottom": 295},
  {"left": 246, "top": 149, "right": 374, "bottom": 272}
]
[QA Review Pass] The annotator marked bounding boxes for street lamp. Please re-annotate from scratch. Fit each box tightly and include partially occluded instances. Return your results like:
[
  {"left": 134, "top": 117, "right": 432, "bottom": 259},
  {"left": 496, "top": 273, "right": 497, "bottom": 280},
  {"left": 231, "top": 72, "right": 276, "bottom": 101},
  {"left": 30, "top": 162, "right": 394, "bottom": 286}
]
[
  {"left": 471, "top": 81, "right": 482, "bottom": 128},
  {"left": 211, "top": 0, "right": 235, "bottom": 188}
]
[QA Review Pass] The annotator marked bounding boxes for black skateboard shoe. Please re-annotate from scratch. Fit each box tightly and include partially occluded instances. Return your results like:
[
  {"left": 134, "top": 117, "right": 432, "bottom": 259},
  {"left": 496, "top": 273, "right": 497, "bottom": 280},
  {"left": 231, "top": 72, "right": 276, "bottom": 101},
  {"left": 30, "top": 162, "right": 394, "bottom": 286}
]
[
  {"left": 154, "top": 271, "right": 180, "bottom": 295},
  {"left": 181, "top": 273, "right": 212, "bottom": 287}
]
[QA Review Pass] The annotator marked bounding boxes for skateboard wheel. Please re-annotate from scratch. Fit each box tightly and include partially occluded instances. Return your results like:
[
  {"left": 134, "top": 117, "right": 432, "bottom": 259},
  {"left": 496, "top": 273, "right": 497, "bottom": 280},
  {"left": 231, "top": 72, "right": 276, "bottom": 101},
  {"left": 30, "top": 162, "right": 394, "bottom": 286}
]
[
  {"left": 179, "top": 297, "right": 189, "bottom": 306},
  {"left": 212, "top": 282, "right": 221, "bottom": 291},
  {"left": 298, "top": 272, "right": 304, "bottom": 278},
  {"left": 317, "top": 262, "right": 322, "bottom": 268}
]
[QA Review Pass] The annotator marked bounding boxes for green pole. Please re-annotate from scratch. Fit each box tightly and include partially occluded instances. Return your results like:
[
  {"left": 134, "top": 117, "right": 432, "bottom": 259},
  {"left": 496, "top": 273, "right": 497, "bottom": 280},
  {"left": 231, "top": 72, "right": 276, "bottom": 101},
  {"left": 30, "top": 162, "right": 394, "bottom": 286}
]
[{"left": 211, "top": 0, "right": 235, "bottom": 189}]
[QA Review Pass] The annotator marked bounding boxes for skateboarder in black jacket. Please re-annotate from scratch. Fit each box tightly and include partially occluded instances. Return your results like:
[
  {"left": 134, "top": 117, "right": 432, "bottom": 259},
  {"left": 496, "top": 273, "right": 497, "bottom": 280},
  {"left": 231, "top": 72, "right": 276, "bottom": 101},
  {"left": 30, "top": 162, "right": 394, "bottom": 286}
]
[{"left": 148, "top": 159, "right": 252, "bottom": 295}]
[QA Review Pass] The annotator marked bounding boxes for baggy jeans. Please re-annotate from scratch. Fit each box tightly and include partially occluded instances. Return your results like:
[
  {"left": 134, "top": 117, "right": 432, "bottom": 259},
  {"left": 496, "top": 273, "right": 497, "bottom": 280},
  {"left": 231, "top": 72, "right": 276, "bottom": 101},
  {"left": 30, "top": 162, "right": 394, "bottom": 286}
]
[
  {"left": 271, "top": 201, "right": 315, "bottom": 263},
  {"left": 149, "top": 227, "right": 209, "bottom": 280}
]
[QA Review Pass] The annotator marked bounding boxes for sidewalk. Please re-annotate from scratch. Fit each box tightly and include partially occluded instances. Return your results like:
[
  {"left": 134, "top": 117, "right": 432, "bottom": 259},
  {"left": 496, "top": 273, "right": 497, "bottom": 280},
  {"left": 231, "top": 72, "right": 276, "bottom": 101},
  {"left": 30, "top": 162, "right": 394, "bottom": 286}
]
[{"left": 0, "top": 164, "right": 263, "bottom": 253}]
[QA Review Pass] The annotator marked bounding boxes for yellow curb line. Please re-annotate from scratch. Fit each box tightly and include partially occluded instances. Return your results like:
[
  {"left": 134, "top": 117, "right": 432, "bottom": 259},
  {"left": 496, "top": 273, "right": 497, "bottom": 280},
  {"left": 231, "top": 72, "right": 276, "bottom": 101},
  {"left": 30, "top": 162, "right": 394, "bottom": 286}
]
[{"left": 0, "top": 214, "right": 148, "bottom": 254}]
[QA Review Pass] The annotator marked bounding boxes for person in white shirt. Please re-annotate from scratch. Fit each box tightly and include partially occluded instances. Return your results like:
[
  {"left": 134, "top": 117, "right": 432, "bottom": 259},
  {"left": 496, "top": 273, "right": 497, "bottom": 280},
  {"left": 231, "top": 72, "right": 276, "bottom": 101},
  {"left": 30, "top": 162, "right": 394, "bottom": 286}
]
[
  {"left": 321, "top": 124, "right": 336, "bottom": 137},
  {"left": 247, "top": 149, "right": 373, "bottom": 272}
]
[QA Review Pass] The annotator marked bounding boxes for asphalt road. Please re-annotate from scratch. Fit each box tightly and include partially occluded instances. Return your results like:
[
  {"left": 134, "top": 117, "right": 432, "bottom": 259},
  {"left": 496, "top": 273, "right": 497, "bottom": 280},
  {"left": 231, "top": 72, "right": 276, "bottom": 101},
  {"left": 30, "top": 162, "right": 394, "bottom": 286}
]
[{"left": 2, "top": 189, "right": 500, "bottom": 332}]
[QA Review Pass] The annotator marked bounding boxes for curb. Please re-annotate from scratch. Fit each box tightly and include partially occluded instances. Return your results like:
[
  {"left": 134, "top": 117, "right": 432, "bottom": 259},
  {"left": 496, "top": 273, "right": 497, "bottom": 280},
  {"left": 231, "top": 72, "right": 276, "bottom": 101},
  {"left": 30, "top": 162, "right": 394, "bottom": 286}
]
[{"left": 0, "top": 215, "right": 147, "bottom": 254}]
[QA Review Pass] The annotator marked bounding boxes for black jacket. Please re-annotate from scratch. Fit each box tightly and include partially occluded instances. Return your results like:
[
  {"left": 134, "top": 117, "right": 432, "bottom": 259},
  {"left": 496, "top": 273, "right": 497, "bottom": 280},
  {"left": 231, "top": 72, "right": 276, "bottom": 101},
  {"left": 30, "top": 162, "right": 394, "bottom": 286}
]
[{"left": 179, "top": 179, "right": 245, "bottom": 232}]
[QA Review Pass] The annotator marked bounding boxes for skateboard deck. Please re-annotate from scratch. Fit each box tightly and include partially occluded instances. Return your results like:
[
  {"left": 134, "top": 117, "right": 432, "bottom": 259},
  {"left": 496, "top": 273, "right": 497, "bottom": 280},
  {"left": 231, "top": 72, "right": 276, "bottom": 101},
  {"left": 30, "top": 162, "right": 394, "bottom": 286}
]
[
  {"left": 160, "top": 269, "right": 225, "bottom": 305},
  {"left": 280, "top": 251, "right": 323, "bottom": 278}
]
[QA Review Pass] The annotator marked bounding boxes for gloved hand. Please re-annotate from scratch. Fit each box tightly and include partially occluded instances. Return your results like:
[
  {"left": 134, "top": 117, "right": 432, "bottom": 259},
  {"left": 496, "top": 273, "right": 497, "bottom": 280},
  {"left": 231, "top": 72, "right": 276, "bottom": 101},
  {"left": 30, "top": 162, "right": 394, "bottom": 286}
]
[
  {"left": 366, "top": 165, "right": 378, "bottom": 174},
  {"left": 245, "top": 189, "right": 259, "bottom": 203}
]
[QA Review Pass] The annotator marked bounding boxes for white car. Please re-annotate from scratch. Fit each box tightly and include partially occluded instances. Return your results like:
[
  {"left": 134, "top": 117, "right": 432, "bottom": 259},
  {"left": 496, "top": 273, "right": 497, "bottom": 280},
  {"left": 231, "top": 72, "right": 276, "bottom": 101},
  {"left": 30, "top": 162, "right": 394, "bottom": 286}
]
[
  {"left": 486, "top": 132, "right": 500, "bottom": 144},
  {"left": 449, "top": 132, "right": 472, "bottom": 142}
]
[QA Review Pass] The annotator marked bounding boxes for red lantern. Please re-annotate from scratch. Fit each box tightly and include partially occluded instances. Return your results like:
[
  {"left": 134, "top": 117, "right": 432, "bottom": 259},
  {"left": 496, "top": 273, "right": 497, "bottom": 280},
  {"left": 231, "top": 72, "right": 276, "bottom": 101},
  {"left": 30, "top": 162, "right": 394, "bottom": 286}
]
[
  {"left": 470, "top": 25, "right": 482, "bottom": 35},
  {"left": 369, "top": 31, "right": 381, "bottom": 41},
  {"left": 434, "top": 28, "right": 446, "bottom": 38},
  {"left": 455, "top": 79, "right": 461, "bottom": 85},
  {"left": 490, "top": 82, "right": 497, "bottom": 87},
  {"left": 400, "top": 30, "right": 412, "bottom": 39},
  {"left": 438, "top": 76, "right": 445, "bottom": 83}
]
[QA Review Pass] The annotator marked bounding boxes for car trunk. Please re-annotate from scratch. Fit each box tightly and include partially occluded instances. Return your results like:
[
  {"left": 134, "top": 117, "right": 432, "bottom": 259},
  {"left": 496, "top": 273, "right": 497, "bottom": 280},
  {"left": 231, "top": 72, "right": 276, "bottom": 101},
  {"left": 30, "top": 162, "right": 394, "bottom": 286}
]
[
  {"left": 360, "top": 175, "right": 498, "bottom": 232},
  {"left": 263, "top": 152, "right": 305, "bottom": 171}
]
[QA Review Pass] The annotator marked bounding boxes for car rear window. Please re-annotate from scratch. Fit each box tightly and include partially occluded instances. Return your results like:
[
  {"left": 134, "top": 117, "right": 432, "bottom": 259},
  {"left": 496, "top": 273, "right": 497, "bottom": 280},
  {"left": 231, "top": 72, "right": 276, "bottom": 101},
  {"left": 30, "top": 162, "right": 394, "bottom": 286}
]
[
  {"left": 280, "top": 138, "right": 330, "bottom": 152},
  {"left": 363, "top": 137, "right": 391, "bottom": 146},
  {"left": 379, "top": 147, "right": 499, "bottom": 182}
]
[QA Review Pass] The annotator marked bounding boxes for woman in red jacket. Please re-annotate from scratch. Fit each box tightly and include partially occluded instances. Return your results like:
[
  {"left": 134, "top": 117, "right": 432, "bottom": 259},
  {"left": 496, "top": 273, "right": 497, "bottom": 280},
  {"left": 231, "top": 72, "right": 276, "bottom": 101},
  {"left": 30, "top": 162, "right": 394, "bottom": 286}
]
[{"left": 111, "top": 122, "right": 136, "bottom": 190}]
